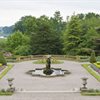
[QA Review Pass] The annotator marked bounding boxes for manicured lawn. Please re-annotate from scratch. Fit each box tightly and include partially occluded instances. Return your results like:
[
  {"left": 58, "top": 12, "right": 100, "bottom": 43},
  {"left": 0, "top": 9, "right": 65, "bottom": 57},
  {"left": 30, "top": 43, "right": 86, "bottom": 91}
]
[
  {"left": 82, "top": 64, "right": 100, "bottom": 82},
  {"left": 34, "top": 59, "right": 63, "bottom": 64},
  {"left": 0, "top": 64, "right": 13, "bottom": 80}
]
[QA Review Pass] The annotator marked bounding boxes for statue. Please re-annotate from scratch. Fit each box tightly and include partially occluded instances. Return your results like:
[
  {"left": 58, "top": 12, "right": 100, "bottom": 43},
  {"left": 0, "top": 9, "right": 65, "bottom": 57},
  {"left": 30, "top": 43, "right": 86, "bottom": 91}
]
[
  {"left": 46, "top": 56, "right": 51, "bottom": 69},
  {"left": 43, "top": 55, "right": 53, "bottom": 75}
]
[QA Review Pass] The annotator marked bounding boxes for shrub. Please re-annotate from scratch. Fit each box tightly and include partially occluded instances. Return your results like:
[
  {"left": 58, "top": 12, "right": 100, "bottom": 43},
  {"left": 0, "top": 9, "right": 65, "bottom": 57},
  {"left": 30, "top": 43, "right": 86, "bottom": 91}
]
[
  {"left": 90, "top": 51, "right": 97, "bottom": 63},
  {"left": 0, "top": 52, "right": 7, "bottom": 65},
  {"left": 0, "top": 63, "right": 2, "bottom": 67}
]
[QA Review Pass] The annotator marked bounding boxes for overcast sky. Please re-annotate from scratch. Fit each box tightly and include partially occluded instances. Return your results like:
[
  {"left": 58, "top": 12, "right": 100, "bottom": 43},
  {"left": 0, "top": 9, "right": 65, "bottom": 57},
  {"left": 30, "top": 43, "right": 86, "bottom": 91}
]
[{"left": 0, "top": 0, "right": 100, "bottom": 26}]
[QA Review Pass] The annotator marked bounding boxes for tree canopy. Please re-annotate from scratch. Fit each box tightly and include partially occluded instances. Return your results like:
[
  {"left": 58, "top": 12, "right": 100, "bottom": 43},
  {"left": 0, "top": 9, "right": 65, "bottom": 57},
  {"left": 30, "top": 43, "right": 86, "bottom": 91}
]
[{"left": 2, "top": 11, "right": 100, "bottom": 56}]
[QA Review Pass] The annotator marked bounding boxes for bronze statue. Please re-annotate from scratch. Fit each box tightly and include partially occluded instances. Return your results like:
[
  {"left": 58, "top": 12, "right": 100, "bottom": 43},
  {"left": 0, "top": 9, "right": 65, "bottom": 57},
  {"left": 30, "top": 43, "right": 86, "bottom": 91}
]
[
  {"left": 43, "top": 55, "right": 53, "bottom": 75},
  {"left": 46, "top": 57, "right": 51, "bottom": 69}
]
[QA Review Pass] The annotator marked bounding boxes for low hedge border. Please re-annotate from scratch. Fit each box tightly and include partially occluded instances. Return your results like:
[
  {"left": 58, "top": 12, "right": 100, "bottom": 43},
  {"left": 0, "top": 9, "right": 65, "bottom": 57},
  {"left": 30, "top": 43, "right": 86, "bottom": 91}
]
[
  {"left": 0, "top": 64, "right": 13, "bottom": 80},
  {"left": 82, "top": 64, "right": 100, "bottom": 82},
  {"left": 0, "top": 91, "right": 13, "bottom": 96},
  {"left": 81, "top": 92, "right": 100, "bottom": 96}
]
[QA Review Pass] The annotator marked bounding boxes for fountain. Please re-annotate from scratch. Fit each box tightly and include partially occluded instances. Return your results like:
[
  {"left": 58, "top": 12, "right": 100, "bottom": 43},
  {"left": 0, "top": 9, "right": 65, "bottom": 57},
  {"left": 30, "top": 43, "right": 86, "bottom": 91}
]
[{"left": 27, "top": 55, "right": 70, "bottom": 77}]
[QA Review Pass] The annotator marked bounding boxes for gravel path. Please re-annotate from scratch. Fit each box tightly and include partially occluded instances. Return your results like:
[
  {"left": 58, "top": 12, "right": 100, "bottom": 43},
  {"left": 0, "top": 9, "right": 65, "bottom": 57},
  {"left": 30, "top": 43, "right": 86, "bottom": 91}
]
[{"left": 0, "top": 60, "right": 100, "bottom": 100}]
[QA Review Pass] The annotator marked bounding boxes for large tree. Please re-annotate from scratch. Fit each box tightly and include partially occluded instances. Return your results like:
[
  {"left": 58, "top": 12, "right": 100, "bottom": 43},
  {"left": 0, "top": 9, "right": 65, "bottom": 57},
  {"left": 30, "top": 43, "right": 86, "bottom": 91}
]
[
  {"left": 63, "top": 15, "right": 82, "bottom": 55},
  {"left": 31, "top": 15, "right": 62, "bottom": 54}
]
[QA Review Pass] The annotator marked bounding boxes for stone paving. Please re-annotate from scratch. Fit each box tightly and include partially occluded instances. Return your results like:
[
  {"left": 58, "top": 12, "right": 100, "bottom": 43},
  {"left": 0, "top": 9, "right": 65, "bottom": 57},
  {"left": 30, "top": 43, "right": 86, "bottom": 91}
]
[{"left": 0, "top": 60, "right": 100, "bottom": 100}]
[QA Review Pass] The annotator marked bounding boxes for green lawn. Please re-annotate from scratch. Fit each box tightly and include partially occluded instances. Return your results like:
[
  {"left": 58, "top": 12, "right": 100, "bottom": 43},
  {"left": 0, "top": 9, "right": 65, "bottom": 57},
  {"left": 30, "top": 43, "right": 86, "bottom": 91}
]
[
  {"left": 34, "top": 59, "right": 63, "bottom": 64},
  {"left": 0, "top": 64, "right": 13, "bottom": 80},
  {"left": 82, "top": 64, "right": 100, "bottom": 82}
]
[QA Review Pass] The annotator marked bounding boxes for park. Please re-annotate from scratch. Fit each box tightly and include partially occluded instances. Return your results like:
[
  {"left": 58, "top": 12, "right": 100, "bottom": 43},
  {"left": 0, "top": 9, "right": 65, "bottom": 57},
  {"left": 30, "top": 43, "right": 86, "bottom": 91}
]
[{"left": 0, "top": 0, "right": 100, "bottom": 100}]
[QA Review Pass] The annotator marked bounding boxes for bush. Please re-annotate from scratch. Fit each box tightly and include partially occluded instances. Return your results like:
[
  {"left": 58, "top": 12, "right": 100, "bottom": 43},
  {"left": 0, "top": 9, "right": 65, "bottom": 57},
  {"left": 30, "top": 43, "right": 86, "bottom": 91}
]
[
  {"left": 0, "top": 52, "right": 7, "bottom": 65},
  {"left": 0, "top": 63, "right": 2, "bottom": 67},
  {"left": 90, "top": 51, "right": 97, "bottom": 63}
]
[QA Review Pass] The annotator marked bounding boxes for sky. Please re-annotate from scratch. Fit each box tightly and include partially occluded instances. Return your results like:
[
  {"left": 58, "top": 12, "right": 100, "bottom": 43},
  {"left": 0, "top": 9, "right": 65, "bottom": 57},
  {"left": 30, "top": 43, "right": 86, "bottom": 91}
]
[{"left": 0, "top": 0, "right": 100, "bottom": 26}]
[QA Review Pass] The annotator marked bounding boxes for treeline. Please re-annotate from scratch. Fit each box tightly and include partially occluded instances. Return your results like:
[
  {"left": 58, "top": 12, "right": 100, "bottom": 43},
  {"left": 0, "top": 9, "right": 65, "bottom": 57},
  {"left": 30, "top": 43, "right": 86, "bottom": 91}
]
[
  {"left": 0, "top": 26, "right": 13, "bottom": 36},
  {"left": 1, "top": 11, "right": 100, "bottom": 56}
]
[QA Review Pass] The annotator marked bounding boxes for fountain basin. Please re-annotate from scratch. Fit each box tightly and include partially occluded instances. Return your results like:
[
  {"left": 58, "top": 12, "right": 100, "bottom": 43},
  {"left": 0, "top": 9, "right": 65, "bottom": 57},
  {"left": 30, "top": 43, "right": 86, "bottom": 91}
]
[{"left": 27, "top": 68, "right": 70, "bottom": 77}]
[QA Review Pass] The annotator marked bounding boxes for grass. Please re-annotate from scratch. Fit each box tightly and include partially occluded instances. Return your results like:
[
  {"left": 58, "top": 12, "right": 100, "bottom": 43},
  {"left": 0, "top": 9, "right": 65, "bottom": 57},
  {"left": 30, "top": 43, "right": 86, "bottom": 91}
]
[
  {"left": 0, "top": 64, "right": 13, "bottom": 80},
  {"left": 82, "top": 64, "right": 100, "bottom": 82},
  {"left": 81, "top": 89, "right": 100, "bottom": 96},
  {"left": 34, "top": 59, "right": 63, "bottom": 64},
  {"left": 0, "top": 91, "right": 13, "bottom": 96}
]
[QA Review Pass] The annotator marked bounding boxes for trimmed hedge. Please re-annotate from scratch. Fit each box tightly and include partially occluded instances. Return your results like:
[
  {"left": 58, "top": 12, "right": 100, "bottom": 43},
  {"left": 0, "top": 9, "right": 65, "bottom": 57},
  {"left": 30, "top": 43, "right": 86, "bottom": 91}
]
[{"left": 81, "top": 89, "right": 100, "bottom": 96}]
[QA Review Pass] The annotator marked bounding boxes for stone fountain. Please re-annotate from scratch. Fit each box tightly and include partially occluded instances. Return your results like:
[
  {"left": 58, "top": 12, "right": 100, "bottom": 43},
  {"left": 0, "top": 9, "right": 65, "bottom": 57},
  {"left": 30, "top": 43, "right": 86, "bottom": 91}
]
[{"left": 27, "top": 55, "right": 70, "bottom": 77}]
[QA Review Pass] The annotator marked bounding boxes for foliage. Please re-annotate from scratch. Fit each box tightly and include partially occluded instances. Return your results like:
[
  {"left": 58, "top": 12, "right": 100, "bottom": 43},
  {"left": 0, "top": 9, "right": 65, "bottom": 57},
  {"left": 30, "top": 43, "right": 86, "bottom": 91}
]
[
  {"left": 0, "top": 63, "right": 2, "bottom": 67},
  {"left": 94, "top": 62, "right": 100, "bottom": 68},
  {"left": 82, "top": 64, "right": 100, "bottom": 82},
  {"left": 90, "top": 51, "right": 97, "bottom": 63},
  {"left": 0, "top": 64, "right": 13, "bottom": 80},
  {"left": 14, "top": 45, "right": 31, "bottom": 56},
  {"left": 31, "top": 15, "right": 64, "bottom": 54},
  {"left": 0, "top": 88, "right": 14, "bottom": 96},
  {"left": 63, "top": 15, "right": 82, "bottom": 55},
  {"left": 13, "top": 12, "right": 65, "bottom": 55},
  {"left": 0, "top": 52, "right": 7, "bottom": 65},
  {"left": 4, "top": 12, "right": 100, "bottom": 56},
  {"left": 63, "top": 13, "right": 100, "bottom": 55},
  {"left": 7, "top": 31, "right": 30, "bottom": 55},
  {"left": 81, "top": 89, "right": 100, "bottom": 96},
  {"left": 0, "top": 39, "right": 7, "bottom": 52}
]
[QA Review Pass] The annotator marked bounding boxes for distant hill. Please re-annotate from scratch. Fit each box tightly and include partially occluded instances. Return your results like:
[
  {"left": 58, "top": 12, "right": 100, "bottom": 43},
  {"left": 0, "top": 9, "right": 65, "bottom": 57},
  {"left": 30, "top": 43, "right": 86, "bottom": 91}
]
[{"left": 0, "top": 26, "right": 14, "bottom": 37}]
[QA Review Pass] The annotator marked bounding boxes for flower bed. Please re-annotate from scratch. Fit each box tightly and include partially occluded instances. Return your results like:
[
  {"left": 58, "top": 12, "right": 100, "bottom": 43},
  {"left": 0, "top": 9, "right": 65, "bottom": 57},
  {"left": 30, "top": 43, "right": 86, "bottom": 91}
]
[{"left": 82, "top": 64, "right": 100, "bottom": 82}]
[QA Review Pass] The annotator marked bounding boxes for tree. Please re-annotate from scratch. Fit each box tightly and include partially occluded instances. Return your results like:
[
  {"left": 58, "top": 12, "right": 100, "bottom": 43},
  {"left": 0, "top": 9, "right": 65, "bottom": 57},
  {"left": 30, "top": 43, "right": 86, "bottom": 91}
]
[
  {"left": 90, "top": 50, "right": 97, "bottom": 63},
  {"left": 0, "top": 39, "right": 7, "bottom": 52},
  {"left": 0, "top": 52, "right": 7, "bottom": 65},
  {"left": 7, "top": 31, "right": 30, "bottom": 55},
  {"left": 14, "top": 16, "right": 37, "bottom": 35},
  {"left": 14, "top": 45, "right": 31, "bottom": 56},
  {"left": 31, "top": 15, "right": 62, "bottom": 54},
  {"left": 63, "top": 15, "right": 82, "bottom": 55}
]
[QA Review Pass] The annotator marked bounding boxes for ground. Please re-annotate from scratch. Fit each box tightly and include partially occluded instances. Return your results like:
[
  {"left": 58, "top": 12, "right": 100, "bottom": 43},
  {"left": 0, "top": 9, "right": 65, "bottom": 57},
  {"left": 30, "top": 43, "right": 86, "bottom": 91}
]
[{"left": 0, "top": 60, "right": 100, "bottom": 100}]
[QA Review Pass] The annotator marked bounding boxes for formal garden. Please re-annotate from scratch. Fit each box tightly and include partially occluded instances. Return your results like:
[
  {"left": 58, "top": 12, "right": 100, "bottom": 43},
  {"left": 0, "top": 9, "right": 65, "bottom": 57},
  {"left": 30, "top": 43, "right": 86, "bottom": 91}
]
[{"left": 0, "top": 11, "right": 100, "bottom": 100}]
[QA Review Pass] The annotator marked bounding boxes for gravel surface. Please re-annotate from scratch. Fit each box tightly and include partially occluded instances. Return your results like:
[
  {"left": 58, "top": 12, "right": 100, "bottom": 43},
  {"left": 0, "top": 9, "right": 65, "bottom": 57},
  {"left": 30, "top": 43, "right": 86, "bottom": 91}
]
[{"left": 0, "top": 60, "right": 100, "bottom": 100}]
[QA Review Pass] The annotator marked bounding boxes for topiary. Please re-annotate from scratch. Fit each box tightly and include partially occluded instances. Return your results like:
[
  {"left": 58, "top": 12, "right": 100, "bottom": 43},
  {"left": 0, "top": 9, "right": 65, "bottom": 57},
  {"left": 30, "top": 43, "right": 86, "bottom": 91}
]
[
  {"left": 90, "top": 50, "right": 97, "bottom": 63},
  {"left": 0, "top": 52, "right": 7, "bottom": 65}
]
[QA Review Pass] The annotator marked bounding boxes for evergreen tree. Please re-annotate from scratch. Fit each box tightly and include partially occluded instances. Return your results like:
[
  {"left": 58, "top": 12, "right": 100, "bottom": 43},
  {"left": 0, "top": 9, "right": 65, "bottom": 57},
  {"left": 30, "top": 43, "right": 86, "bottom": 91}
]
[
  {"left": 90, "top": 50, "right": 97, "bottom": 63},
  {"left": 63, "top": 15, "right": 81, "bottom": 55},
  {"left": 31, "top": 15, "right": 62, "bottom": 54}
]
